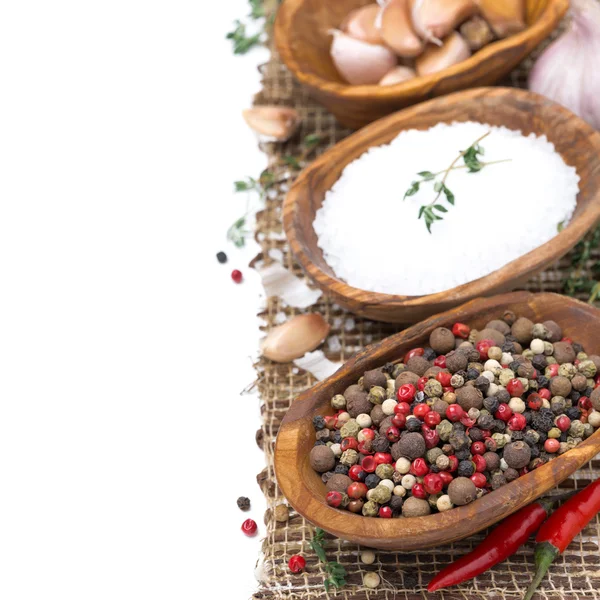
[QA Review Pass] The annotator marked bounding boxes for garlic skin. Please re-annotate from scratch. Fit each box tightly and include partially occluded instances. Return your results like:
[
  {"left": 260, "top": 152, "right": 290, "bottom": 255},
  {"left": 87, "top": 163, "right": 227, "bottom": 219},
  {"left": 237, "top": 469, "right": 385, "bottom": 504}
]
[
  {"left": 416, "top": 32, "right": 472, "bottom": 76},
  {"left": 476, "top": 0, "right": 526, "bottom": 38},
  {"left": 261, "top": 313, "right": 330, "bottom": 363},
  {"left": 411, "top": 0, "right": 478, "bottom": 46},
  {"left": 329, "top": 29, "right": 397, "bottom": 85},
  {"left": 379, "top": 65, "right": 417, "bottom": 85},
  {"left": 528, "top": 0, "right": 600, "bottom": 131},
  {"left": 341, "top": 4, "right": 383, "bottom": 45},
  {"left": 378, "top": 0, "right": 424, "bottom": 58},
  {"left": 460, "top": 15, "right": 495, "bottom": 51},
  {"left": 242, "top": 106, "right": 300, "bottom": 142}
]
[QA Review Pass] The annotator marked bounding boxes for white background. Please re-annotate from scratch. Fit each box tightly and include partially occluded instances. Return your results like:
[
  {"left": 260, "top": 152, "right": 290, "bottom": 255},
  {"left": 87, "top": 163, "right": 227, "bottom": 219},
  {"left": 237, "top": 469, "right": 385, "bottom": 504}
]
[{"left": 1, "top": 1, "right": 269, "bottom": 598}]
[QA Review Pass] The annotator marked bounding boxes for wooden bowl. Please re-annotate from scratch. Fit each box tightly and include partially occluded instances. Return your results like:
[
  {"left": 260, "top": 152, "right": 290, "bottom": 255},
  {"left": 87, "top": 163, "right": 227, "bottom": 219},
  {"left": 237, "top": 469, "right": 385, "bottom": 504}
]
[
  {"left": 283, "top": 87, "right": 600, "bottom": 324},
  {"left": 274, "top": 291, "right": 600, "bottom": 550},
  {"left": 274, "top": 0, "right": 568, "bottom": 129}
]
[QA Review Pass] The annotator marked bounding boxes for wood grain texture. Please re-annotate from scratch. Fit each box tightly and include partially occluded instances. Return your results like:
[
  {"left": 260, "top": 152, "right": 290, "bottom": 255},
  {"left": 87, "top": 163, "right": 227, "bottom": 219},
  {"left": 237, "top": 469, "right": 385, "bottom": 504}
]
[
  {"left": 274, "top": 292, "right": 600, "bottom": 550},
  {"left": 283, "top": 87, "right": 600, "bottom": 324},
  {"left": 274, "top": 0, "right": 568, "bottom": 129}
]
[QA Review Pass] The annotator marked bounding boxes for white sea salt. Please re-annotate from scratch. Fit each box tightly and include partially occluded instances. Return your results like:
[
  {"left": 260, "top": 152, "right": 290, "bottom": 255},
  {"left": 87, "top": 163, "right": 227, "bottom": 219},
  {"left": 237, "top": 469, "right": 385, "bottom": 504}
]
[{"left": 314, "top": 122, "right": 579, "bottom": 295}]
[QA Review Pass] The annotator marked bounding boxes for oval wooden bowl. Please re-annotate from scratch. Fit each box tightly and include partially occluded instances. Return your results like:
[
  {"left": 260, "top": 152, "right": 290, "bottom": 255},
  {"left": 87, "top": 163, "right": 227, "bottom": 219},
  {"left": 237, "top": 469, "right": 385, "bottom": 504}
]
[
  {"left": 274, "top": 0, "right": 568, "bottom": 129},
  {"left": 274, "top": 292, "right": 600, "bottom": 550},
  {"left": 283, "top": 87, "right": 600, "bottom": 324}
]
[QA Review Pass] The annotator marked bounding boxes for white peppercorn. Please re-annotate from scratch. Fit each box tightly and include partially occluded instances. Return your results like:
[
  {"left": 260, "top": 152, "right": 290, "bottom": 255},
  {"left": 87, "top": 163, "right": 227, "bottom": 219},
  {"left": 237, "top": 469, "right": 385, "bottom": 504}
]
[
  {"left": 501, "top": 353, "right": 513, "bottom": 366},
  {"left": 379, "top": 479, "right": 394, "bottom": 492},
  {"left": 363, "top": 572, "right": 380, "bottom": 589},
  {"left": 381, "top": 398, "right": 397, "bottom": 416},
  {"left": 393, "top": 485, "right": 407, "bottom": 497},
  {"left": 401, "top": 474, "right": 416, "bottom": 489},
  {"left": 488, "top": 346, "right": 502, "bottom": 361},
  {"left": 530, "top": 339, "right": 545, "bottom": 355},
  {"left": 437, "top": 494, "right": 454, "bottom": 512},
  {"left": 481, "top": 370, "right": 495, "bottom": 382},
  {"left": 395, "top": 457, "right": 411, "bottom": 474},
  {"left": 499, "top": 369, "right": 515, "bottom": 386},
  {"left": 361, "top": 550, "right": 376, "bottom": 565},
  {"left": 331, "top": 394, "right": 346, "bottom": 409},
  {"left": 356, "top": 413, "right": 372, "bottom": 428},
  {"left": 330, "top": 443, "right": 342, "bottom": 457},
  {"left": 508, "top": 397, "right": 526, "bottom": 414},
  {"left": 588, "top": 410, "right": 600, "bottom": 428},
  {"left": 337, "top": 412, "right": 351, "bottom": 425}
]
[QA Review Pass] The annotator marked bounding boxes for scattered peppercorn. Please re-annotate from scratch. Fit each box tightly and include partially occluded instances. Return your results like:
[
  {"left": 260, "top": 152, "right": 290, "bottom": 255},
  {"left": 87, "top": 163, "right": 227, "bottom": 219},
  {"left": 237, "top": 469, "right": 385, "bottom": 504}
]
[
  {"left": 231, "top": 269, "right": 243, "bottom": 283},
  {"left": 216, "top": 251, "right": 228, "bottom": 264},
  {"left": 237, "top": 496, "right": 251, "bottom": 511}
]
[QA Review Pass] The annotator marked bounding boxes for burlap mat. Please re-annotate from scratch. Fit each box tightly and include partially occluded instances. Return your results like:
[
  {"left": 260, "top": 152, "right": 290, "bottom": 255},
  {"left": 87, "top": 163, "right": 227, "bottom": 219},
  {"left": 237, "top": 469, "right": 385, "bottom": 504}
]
[{"left": 251, "top": 14, "right": 600, "bottom": 600}]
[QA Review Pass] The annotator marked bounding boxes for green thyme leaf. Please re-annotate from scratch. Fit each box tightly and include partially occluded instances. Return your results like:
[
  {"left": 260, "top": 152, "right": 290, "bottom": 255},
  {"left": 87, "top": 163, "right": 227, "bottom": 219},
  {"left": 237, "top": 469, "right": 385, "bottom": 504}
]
[
  {"left": 434, "top": 204, "right": 447, "bottom": 213},
  {"left": 283, "top": 155, "right": 301, "bottom": 169},
  {"left": 442, "top": 184, "right": 455, "bottom": 205},
  {"left": 417, "top": 170, "right": 435, "bottom": 181},
  {"left": 304, "top": 133, "right": 321, "bottom": 149}
]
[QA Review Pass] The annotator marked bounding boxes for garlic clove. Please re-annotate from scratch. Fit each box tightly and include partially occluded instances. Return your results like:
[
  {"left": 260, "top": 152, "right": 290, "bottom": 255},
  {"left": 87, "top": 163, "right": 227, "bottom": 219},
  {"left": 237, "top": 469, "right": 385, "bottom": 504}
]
[
  {"left": 476, "top": 0, "right": 526, "bottom": 38},
  {"left": 411, "top": 0, "right": 478, "bottom": 45},
  {"left": 379, "top": 65, "right": 417, "bottom": 85},
  {"left": 242, "top": 106, "right": 301, "bottom": 142},
  {"left": 341, "top": 4, "right": 383, "bottom": 45},
  {"left": 416, "top": 31, "right": 472, "bottom": 76},
  {"left": 329, "top": 29, "right": 397, "bottom": 85},
  {"left": 261, "top": 313, "right": 331, "bottom": 363},
  {"left": 378, "top": 0, "right": 425, "bottom": 58},
  {"left": 460, "top": 15, "right": 495, "bottom": 51}
]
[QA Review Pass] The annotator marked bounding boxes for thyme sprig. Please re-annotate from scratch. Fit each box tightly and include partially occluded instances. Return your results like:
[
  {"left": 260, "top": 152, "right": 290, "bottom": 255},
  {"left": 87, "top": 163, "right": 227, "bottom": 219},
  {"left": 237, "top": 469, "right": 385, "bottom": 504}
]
[
  {"left": 563, "top": 224, "right": 600, "bottom": 303},
  {"left": 226, "top": 0, "right": 282, "bottom": 54},
  {"left": 403, "top": 131, "right": 511, "bottom": 233},
  {"left": 310, "top": 528, "right": 347, "bottom": 592},
  {"left": 282, "top": 134, "right": 322, "bottom": 170}
]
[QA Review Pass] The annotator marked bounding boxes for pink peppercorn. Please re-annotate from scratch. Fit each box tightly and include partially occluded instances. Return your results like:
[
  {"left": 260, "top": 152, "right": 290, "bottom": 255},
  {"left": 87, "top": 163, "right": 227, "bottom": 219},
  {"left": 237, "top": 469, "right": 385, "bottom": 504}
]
[{"left": 544, "top": 439, "right": 560, "bottom": 453}]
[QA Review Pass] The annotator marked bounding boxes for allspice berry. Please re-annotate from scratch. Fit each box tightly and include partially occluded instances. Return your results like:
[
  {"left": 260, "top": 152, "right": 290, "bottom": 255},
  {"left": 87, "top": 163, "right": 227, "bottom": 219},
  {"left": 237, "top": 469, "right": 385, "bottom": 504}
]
[
  {"left": 274, "top": 504, "right": 290, "bottom": 523},
  {"left": 363, "top": 369, "right": 387, "bottom": 390},
  {"left": 310, "top": 445, "right": 335, "bottom": 473},
  {"left": 553, "top": 341, "right": 576, "bottom": 365},
  {"left": 503, "top": 441, "right": 531, "bottom": 469},
  {"left": 474, "top": 328, "right": 505, "bottom": 346},
  {"left": 402, "top": 496, "right": 431, "bottom": 517},
  {"left": 591, "top": 387, "right": 600, "bottom": 411},
  {"left": 483, "top": 451, "right": 500, "bottom": 472},
  {"left": 543, "top": 320, "right": 562, "bottom": 342},
  {"left": 588, "top": 354, "right": 600, "bottom": 372},
  {"left": 326, "top": 474, "right": 352, "bottom": 493},
  {"left": 455, "top": 386, "right": 483, "bottom": 411},
  {"left": 395, "top": 370, "right": 419, "bottom": 388},
  {"left": 511, "top": 317, "right": 534, "bottom": 345},
  {"left": 571, "top": 373, "right": 588, "bottom": 391},
  {"left": 485, "top": 319, "right": 511, "bottom": 335},
  {"left": 370, "top": 404, "right": 386, "bottom": 426},
  {"left": 446, "top": 351, "right": 468, "bottom": 373},
  {"left": 391, "top": 432, "right": 426, "bottom": 460},
  {"left": 344, "top": 385, "right": 371, "bottom": 417},
  {"left": 550, "top": 375, "right": 572, "bottom": 398},
  {"left": 406, "top": 355, "right": 431, "bottom": 376},
  {"left": 430, "top": 327, "right": 456, "bottom": 354},
  {"left": 448, "top": 477, "right": 477, "bottom": 506}
]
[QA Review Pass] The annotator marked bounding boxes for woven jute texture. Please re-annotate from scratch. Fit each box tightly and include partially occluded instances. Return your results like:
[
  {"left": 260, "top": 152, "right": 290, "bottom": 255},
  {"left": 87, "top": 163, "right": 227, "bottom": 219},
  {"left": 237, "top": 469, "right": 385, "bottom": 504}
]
[{"left": 251, "top": 17, "right": 600, "bottom": 600}]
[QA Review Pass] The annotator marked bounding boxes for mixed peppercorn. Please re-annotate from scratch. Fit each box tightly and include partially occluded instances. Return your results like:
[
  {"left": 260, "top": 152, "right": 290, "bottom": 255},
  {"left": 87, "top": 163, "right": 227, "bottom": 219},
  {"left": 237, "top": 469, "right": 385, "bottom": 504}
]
[{"left": 310, "top": 312, "right": 600, "bottom": 518}]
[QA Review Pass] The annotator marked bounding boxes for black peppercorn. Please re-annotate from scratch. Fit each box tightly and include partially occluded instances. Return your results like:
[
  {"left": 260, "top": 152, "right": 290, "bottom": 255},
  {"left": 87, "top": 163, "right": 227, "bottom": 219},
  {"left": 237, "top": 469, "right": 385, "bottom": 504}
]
[
  {"left": 423, "top": 347, "right": 437, "bottom": 361},
  {"left": 532, "top": 408, "right": 555, "bottom": 433},
  {"left": 475, "top": 376, "right": 490, "bottom": 394},
  {"left": 455, "top": 369, "right": 468, "bottom": 380},
  {"left": 532, "top": 355, "right": 547, "bottom": 372},
  {"left": 530, "top": 445, "right": 540, "bottom": 459},
  {"left": 572, "top": 342, "right": 584, "bottom": 354},
  {"left": 237, "top": 496, "right": 251, "bottom": 511},
  {"left": 216, "top": 251, "right": 228, "bottom": 264},
  {"left": 537, "top": 376, "right": 550, "bottom": 389},
  {"left": 509, "top": 361, "right": 521, "bottom": 373},
  {"left": 406, "top": 419, "right": 422, "bottom": 432},
  {"left": 382, "top": 362, "right": 395, "bottom": 375},
  {"left": 457, "top": 460, "right": 475, "bottom": 477},
  {"left": 511, "top": 431, "right": 525, "bottom": 441},
  {"left": 390, "top": 495, "right": 403, "bottom": 513},
  {"left": 455, "top": 448, "right": 471, "bottom": 460},
  {"left": 537, "top": 431, "right": 548, "bottom": 444},
  {"left": 313, "top": 415, "right": 326, "bottom": 431},
  {"left": 524, "top": 411, "right": 533, "bottom": 425},
  {"left": 334, "top": 464, "right": 349, "bottom": 475},
  {"left": 484, "top": 396, "right": 499, "bottom": 413},
  {"left": 524, "top": 431, "right": 538, "bottom": 447},
  {"left": 584, "top": 386, "right": 594, "bottom": 397},
  {"left": 569, "top": 391, "right": 581, "bottom": 403},
  {"left": 365, "top": 474, "right": 381, "bottom": 489},
  {"left": 492, "top": 419, "right": 506, "bottom": 433},
  {"left": 468, "top": 427, "right": 484, "bottom": 442},
  {"left": 333, "top": 431, "right": 342, "bottom": 444},
  {"left": 560, "top": 431, "right": 568, "bottom": 442},
  {"left": 430, "top": 465, "right": 440, "bottom": 473},
  {"left": 414, "top": 391, "right": 426, "bottom": 404},
  {"left": 314, "top": 440, "right": 326, "bottom": 446},
  {"left": 477, "top": 413, "right": 494, "bottom": 430},
  {"left": 449, "top": 431, "right": 470, "bottom": 451},
  {"left": 467, "top": 368, "right": 480, "bottom": 380},
  {"left": 496, "top": 389, "right": 510, "bottom": 404},
  {"left": 502, "top": 341, "right": 516, "bottom": 353},
  {"left": 371, "top": 436, "right": 390, "bottom": 453}
]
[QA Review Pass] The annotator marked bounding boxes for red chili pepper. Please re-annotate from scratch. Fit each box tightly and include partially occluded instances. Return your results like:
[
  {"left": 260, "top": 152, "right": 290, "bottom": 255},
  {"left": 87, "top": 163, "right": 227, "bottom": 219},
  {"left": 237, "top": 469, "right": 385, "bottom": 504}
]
[
  {"left": 523, "top": 480, "right": 600, "bottom": 600},
  {"left": 427, "top": 497, "right": 557, "bottom": 592}
]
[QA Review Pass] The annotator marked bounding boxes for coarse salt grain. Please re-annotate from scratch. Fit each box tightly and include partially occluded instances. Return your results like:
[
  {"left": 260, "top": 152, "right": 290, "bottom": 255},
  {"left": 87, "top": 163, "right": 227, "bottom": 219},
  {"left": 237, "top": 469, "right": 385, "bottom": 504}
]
[{"left": 314, "top": 122, "right": 579, "bottom": 295}]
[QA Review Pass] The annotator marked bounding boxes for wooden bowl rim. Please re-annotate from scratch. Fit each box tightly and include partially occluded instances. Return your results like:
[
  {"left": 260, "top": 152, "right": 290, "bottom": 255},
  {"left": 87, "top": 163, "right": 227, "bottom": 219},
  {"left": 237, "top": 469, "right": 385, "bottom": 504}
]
[
  {"left": 274, "top": 0, "right": 569, "bottom": 97},
  {"left": 274, "top": 291, "right": 600, "bottom": 549},
  {"left": 283, "top": 87, "right": 600, "bottom": 309}
]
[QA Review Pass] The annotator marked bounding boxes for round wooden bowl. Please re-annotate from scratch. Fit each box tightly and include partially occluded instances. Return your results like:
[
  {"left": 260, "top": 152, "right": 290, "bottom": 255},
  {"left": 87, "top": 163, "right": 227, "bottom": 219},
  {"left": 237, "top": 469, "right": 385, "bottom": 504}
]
[
  {"left": 274, "top": 291, "right": 600, "bottom": 550},
  {"left": 274, "top": 0, "right": 568, "bottom": 129},
  {"left": 283, "top": 87, "right": 600, "bottom": 324}
]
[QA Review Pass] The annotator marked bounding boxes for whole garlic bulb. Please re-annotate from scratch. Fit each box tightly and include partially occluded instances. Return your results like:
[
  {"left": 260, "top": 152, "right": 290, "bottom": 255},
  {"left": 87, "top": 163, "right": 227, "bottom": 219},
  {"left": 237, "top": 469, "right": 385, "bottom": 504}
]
[{"left": 529, "top": 0, "right": 600, "bottom": 130}]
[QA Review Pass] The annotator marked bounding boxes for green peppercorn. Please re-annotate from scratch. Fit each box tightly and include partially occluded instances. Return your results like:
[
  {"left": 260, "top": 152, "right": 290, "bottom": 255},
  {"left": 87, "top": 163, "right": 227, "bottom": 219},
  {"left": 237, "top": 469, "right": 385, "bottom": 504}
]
[
  {"left": 362, "top": 500, "right": 379, "bottom": 517},
  {"left": 547, "top": 427, "right": 561, "bottom": 439},
  {"left": 426, "top": 447, "right": 444, "bottom": 464},
  {"left": 340, "top": 449, "right": 359, "bottom": 466},
  {"left": 424, "top": 379, "right": 443, "bottom": 398},
  {"left": 569, "top": 420, "right": 586, "bottom": 438},
  {"left": 368, "top": 386, "right": 386, "bottom": 405},
  {"left": 492, "top": 432, "right": 507, "bottom": 448},
  {"left": 371, "top": 484, "right": 392, "bottom": 504},
  {"left": 558, "top": 363, "right": 577, "bottom": 379},
  {"left": 578, "top": 359, "right": 597, "bottom": 378},
  {"left": 437, "top": 420, "right": 453, "bottom": 442},
  {"left": 375, "top": 463, "right": 394, "bottom": 480},
  {"left": 340, "top": 419, "right": 360, "bottom": 439},
  {"left": 391, "top": 364, "right": 405, "bottom": 379}
]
